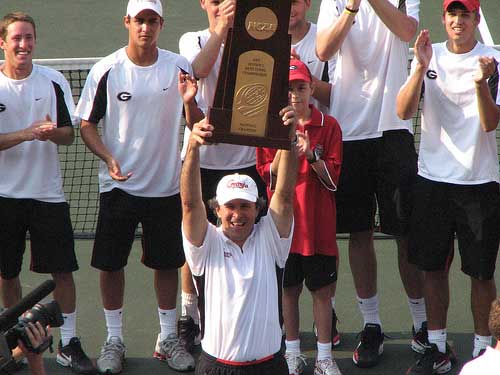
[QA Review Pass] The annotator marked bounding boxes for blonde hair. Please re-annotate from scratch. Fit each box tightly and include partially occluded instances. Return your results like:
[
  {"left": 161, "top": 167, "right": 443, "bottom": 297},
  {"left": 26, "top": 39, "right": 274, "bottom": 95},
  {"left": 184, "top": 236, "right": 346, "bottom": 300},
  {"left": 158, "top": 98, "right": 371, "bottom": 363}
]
[{"left": 0, "top": 12, "right": 36, "bottom": 40}]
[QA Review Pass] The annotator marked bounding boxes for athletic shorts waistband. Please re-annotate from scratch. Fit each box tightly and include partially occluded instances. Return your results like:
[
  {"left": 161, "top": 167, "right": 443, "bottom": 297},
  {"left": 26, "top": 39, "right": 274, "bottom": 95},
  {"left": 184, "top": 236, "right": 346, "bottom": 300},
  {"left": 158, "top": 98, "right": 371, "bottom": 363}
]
[{"left": 203, "top": 350, "right": 280, "bottom": 366}]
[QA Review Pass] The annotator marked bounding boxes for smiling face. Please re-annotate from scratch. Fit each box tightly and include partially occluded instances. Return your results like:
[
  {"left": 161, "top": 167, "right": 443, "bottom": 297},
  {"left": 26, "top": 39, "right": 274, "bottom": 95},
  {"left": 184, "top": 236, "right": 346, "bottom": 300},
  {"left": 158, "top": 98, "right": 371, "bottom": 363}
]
[
  {"left": 125, "top": 9, "right": 163, "bottom": 50},
  {"left": 289, "top": 0, "right": 310, "bottom": 31},
  {"left": 0, "top": 21, "right": 35, "bottom": 77},
  {"left": 442, "top": 3, "right": 479, "bottom": 53},
  {"left": 216, "top": 199, "right": 258, "bottom": 248}
]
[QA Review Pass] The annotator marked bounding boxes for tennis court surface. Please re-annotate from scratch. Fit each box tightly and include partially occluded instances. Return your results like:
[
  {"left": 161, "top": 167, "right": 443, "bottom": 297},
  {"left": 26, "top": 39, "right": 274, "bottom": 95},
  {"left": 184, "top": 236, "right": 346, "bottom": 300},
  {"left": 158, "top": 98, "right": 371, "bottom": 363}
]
[{"left": 12, "top": 239, "right": 500, "bottom": 375}]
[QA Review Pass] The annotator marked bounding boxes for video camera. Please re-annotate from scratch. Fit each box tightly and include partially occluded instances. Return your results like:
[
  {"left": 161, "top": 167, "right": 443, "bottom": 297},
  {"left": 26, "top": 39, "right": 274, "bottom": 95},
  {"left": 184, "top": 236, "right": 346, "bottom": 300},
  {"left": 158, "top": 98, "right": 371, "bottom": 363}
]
[{"left": 0, "top": 280, "right": 63, "bottom": 372}]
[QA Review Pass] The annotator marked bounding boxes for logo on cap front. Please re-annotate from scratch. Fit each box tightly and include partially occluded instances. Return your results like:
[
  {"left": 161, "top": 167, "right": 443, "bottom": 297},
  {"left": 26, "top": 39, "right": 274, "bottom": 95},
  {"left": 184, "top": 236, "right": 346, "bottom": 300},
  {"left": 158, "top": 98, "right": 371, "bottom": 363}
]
[{"left": 227, "top": 180, "right": 249, "bottom": 190}]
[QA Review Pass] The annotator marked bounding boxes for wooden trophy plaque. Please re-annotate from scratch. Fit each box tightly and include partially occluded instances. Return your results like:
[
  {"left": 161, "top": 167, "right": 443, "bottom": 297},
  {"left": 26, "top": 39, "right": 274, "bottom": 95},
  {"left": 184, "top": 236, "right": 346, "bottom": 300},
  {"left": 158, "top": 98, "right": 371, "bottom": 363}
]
[{"left": 208, "top": 1, "right": 292, "bottom": 150}]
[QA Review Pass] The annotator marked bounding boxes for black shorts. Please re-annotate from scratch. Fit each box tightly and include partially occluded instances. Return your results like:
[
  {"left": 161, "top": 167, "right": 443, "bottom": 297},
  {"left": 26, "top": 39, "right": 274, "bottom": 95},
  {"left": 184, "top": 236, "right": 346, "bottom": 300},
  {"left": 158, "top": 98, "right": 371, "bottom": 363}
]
[
  {"left": 0, "top": 197, "right": 77, "bottom": 279},
  {"left": 283, "top": 253, "right": 337, "bottom": 291},
  {"left": 336, "top": 130, "right": 417, "bottom": 235},
  {"left": 196, "top": 350, "right": 287, "bottom": 375},
  {"left": 408, "top": 177, "right": 500, "bottom": 280},
  {"left": 200, "top": 165, "right": 267, "bottom": 225},
  {"left": 92, "top": 189, "right": 185, "bottom": 271}
]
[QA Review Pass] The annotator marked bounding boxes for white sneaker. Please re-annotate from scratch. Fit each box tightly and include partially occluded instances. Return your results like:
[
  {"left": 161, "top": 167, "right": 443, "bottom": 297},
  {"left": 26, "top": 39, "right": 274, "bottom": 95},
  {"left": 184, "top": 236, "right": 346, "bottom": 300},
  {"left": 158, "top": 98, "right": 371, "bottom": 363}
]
[
  {"left": 284, "top": 352, "right": 307, "bottom": 375},
  {"left": 153, "top": 333, "right": 195, "bottom": 372},
  {"left": 314, "top": 358, "right": 342, "bottom": 375},
  {"left": 96, "top": 336, "right": 126, "bottom": 374}
]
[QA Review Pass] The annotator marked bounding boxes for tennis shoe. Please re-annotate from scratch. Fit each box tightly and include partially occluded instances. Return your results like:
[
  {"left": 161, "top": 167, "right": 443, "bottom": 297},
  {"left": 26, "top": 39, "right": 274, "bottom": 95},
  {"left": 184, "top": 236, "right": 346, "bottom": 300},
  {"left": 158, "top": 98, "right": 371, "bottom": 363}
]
[
  {"left": 96, "top": 336, "right": 125, "bottom": 374},
  {"left": 154, "top": 333, "right": 195, "bottom": 372},
  {"left": 314, "top": 358, "right": 342, "bottom": 375},
  {"left": 406, "top": 343, "right": 452, "bottom": 374},
  {"left": 352, "top": 323, "right": 384, "bottom": 368},
  {"left": 284, "top": 352, "right": 307, "bottom": 375},
  {"left": 411, "top": 322, "right": 429, "bottom": 354},
  {"left": 312, "top": 308, "right": 341, "bottom": 348},
  {"left": 177, "top": 315, "right": 201, "bottom": 353},
  {"left": 56, "top": 337, "right": 96, "bottom": 374}
]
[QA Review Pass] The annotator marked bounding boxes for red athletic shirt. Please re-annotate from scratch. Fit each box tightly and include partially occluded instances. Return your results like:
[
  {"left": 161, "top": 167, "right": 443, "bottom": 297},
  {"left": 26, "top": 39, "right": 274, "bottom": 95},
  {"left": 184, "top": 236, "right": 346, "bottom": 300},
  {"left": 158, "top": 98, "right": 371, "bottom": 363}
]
[{"left": 256, "top": 105, "right": 342, "bottom": 256}]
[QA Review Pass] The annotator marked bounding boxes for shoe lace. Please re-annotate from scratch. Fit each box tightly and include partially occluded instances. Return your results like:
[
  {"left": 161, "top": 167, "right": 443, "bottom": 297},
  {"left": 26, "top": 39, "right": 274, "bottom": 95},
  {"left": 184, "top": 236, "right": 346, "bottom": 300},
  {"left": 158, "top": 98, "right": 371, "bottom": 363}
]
[
  {"left": 316, "top": 358, "right": 341, "bottom": 375},
  {"left": 160, "top": 336, "right": 191, "bottom": 360},
  {"left": 285, "top": 352, "right": 307, "bottom": 373},
  {"left": 100, "top": 340, "right": 124, "bottom": 360},
  {"left": 355, "top": 328, "right": 390, "bottom": 348}
]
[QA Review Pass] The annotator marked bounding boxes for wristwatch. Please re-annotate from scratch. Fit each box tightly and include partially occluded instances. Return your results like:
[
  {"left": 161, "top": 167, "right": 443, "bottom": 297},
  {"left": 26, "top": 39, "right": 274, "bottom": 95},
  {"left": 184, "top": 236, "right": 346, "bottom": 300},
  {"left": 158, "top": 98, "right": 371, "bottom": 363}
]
[{"left": 307, "top": 146, "right": 322, "bottom": 164}]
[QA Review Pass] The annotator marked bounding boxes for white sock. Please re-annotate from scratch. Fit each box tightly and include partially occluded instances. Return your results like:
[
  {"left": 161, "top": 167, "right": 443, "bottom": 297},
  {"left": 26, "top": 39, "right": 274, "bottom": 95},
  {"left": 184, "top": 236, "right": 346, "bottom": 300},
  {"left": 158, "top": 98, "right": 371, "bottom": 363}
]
[
  {"left": 316, "top": 341, "right": 332, "bottom": 361},
  {"left": 473, "top": 334, "right": 492, "bottom": 357},
  {"left": 181, "top": 292, "right": 199, "bottom": 324},
  {"left": 428, "top": 329, "right": 447, "bottom": 354},
  {"left": 407, "top": 298, "right": 427, "bottom": 331},
  {"left": 357, "top": 295, "right": 382, "bottom": 328},
  {"left": 158, "top": 308, "right": 177, "bottom": 341},
  {"left": 331, "top": 297, "right": 336, "bottom": 310},
  {"left": 285, "top": 339, "right": 301, "bottom": 354},
  {"left": 104, "top": 308, "right": 123, "bottom": 341},
  {"left": 60, "top": 311, "right": 76, "bottom": 346}
]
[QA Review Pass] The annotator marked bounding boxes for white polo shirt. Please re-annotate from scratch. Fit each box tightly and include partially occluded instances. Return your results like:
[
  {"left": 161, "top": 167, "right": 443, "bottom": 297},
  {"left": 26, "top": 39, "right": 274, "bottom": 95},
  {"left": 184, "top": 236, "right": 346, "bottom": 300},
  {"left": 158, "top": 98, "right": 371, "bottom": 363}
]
[
  {"left": 179, "top": 30, "right": 256, "bottom": 170},
  {"left": 411, "top": 41, "right": 500, "bottom": 184},
  {"left": 0, "top": 64, "right": 75, "bottom": 202},
  {"left": 459, "top": 346, "right": 500, "bottom": 375},
  {"left": 75, "top": 47, "right": 191, "bottom": 197},
  {"left": 317, "top": 0, "right": 420, "bottom": 140},
  {"left": 182, "top": 214, "right": 293, "bottom": 361}
]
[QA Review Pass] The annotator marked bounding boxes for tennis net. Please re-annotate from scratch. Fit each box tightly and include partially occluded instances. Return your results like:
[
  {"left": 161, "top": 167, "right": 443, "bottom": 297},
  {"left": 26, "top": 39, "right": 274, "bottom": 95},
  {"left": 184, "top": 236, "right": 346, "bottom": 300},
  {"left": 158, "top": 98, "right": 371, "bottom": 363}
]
[{"left": 31, "top": 50, "right": 497, "bottom": 237}]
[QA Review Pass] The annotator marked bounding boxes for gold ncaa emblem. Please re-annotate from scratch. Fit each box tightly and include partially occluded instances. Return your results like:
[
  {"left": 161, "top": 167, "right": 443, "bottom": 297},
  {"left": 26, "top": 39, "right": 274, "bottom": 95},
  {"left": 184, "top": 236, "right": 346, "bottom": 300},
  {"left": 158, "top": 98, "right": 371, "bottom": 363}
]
[
  {"left": 245, "top": 7, "right": 278, "bottom": 40},
  {"left": 235, "top": 83, "right": 268, "bottom": 117}
]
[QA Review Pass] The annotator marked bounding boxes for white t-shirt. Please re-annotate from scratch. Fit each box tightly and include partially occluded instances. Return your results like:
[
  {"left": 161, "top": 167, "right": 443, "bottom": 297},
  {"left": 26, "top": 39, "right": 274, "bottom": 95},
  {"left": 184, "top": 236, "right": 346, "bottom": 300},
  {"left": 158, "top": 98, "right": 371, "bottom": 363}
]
[
  {"left": 292, "top": 22, "right": 336, "bottom": 113},
  {"left": 75, "top": 47, "right": 191, "bottom": 197},
  {"left": 317, "top": 0, "right": 420, "bottom": 140},
  {"left": 459, "top": 346, "right": 500, "bottom": 375},
  {"left": 182, "top": 214, "right": 293, "bottom": 361},
  {"left": 0, "top": 64, "right": 75, "bottom": 202},
  {"left": 411, "top": 42, "right": 500, "bottom": 184},
  {"left": 179, "top": 29, "right": 256, "bottom": 170}
]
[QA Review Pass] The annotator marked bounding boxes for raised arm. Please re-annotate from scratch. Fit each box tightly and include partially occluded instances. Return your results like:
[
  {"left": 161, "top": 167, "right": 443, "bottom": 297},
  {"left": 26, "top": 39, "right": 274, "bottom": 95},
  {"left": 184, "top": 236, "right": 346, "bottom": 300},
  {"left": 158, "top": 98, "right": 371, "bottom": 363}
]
[
  {"left": 178, "top": 72, "right": 204, "bottom": 130},
  {"left": 316, "top": 0, "right": 361, "bottom": 61},
  {"left": 268, "top": 106, "right": 299, "bottom": 238},
  {"left": 181, "top": 118, "right": 214, "bottom": 246},
  {"left": 191, "top": 0, "right": 235, "bottom": 78},
  {"left": 474, "top": 57, "right": 500, "bottom": 132},
  {"left": 397, "top": 30, "right": 432, "bottom": 120},
  {"left": 368, "top": 0, "right": 418, "bottom": 42},
  {"left": 80, "top": 119, "right": 132, "bottom": 181}
]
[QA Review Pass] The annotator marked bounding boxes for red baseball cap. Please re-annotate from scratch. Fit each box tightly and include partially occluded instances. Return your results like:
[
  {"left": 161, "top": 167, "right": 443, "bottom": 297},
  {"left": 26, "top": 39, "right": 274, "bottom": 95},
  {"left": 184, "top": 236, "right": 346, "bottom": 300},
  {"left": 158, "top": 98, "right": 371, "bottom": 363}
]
[
  {"left": 289, "top": 59, "right": 312, "bottom": 83},
  {"left": 443, "top": 0, "right": 480, "bottom": 11}
]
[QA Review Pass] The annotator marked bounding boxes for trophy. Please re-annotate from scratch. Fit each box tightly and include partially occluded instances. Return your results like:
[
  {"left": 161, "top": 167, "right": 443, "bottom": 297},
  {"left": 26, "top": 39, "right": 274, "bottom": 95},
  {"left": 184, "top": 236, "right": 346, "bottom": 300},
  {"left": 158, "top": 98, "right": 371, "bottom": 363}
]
[{"left": 208, "top": 0, "right": 292, "bottom": 150}]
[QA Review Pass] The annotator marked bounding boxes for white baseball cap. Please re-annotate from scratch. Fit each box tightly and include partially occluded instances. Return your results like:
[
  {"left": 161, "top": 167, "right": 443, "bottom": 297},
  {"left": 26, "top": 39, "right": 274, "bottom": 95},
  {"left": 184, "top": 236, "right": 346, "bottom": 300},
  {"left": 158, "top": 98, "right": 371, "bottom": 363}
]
[
  {"left": 216, "top": 174, "right": 258, "bottom": 206},
  {"left": 126, "top": 0, "right": 163, "bottom": 17}
]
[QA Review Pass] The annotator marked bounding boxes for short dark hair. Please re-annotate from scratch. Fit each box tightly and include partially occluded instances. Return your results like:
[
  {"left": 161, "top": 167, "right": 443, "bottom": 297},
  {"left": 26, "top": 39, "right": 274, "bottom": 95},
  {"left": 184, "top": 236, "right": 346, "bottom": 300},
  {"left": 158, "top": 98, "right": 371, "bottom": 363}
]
[
  {"left": 0, "top": 12, "right": 36, "bottom": 40},
  {"left": 488, "top": 298, "right": 500, "bottom": 340}
]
